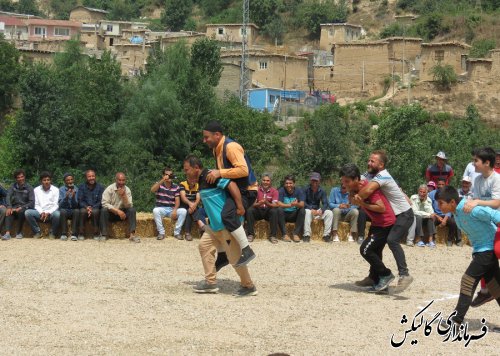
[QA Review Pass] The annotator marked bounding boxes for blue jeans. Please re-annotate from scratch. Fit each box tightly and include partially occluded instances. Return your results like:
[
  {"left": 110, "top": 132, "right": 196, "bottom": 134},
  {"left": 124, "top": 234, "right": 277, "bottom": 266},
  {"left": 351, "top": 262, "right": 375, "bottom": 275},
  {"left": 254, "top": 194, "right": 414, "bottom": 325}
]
[
  {"left": 153, "top": 207, "right": 187, "bottom": 235},
  {"left": 25, "top": 209, "right": 60, "bottom": 235}
]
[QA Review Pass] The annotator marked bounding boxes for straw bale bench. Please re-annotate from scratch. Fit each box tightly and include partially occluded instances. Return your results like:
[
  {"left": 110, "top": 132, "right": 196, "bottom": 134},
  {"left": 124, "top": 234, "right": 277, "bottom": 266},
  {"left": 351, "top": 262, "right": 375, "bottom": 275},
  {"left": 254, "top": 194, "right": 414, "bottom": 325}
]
[{"left": 8, "top": 212, "right": 468, "bottom": 245}]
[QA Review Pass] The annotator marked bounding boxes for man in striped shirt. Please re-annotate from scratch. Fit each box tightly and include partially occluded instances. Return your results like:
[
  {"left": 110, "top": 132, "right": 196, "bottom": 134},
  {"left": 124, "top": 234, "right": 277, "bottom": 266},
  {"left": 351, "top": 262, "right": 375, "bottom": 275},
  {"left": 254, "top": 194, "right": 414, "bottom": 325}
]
[{"left": 151, "top": 167, "right": 187, "bottom": 240}]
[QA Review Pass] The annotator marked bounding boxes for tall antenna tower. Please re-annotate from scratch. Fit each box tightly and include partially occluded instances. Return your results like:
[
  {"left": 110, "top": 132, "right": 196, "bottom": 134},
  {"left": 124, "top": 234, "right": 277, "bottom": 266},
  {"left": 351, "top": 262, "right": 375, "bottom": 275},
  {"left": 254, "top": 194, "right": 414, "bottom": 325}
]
[{"left": 239, "top": 0, "right": 250, "bottom": 104}]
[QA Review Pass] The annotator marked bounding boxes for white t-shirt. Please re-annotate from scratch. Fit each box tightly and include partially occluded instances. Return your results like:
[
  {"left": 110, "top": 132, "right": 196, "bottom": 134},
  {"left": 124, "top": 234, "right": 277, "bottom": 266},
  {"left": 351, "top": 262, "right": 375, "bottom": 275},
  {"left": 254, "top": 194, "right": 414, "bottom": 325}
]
[
  {"left": 473, "top": 171, "right": 500, "bottom": 210},
  {"left": 363, "top": 169, "right": 411, "bottom": 215}
]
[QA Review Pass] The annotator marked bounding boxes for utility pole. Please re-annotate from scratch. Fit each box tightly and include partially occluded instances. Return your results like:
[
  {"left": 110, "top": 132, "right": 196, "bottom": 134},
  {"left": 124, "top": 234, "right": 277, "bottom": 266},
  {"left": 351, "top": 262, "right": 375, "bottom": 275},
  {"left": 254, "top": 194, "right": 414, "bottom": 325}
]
[{"left": 239, "top": 0, "right": 250, "bottom": 104}]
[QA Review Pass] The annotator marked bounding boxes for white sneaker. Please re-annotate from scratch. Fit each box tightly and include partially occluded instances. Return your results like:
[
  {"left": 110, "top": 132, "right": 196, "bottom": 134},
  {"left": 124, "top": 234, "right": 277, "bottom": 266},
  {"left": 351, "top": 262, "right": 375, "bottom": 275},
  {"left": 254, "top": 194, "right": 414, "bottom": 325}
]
[
  {"left": 332, "top": 234, "right": 340, "bottom": 242},
  {"left": 347, "top": 235, "right": 355, "bottom": 242}
]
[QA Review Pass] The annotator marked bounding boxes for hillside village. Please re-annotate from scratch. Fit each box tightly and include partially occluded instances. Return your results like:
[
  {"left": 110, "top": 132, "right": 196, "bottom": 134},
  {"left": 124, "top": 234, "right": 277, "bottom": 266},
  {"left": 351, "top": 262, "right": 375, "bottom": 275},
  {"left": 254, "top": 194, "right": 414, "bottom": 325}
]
[{"left": 1, "top": 3, "right": 500, "bottom": 125}]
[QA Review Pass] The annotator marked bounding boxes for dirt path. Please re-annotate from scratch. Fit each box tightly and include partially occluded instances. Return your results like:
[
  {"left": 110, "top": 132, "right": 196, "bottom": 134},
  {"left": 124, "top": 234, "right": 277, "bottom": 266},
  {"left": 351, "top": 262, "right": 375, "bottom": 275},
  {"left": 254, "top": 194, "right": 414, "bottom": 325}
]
[{"left": 0, "top": 238, "right": 498, "bottom": 355}]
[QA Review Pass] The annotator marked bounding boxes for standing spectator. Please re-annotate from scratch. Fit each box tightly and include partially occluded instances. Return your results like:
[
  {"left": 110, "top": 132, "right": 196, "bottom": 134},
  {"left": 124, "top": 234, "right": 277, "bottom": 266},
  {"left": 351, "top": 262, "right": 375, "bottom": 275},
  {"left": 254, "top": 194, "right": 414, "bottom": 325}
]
[
  {"left": 277, "top": 175, "right": 306, "bottom": 243},
  {"left": 495, "top": 149, "right": 500, "bottom": 174},
  {"left": 59, "top": 173, "right": 79, "bottom": 241},
  {"left": 355, "top": 150, "right": 414, "bottom": 290},
  {"left": 410, "top": 184, "right": 436, "bottom": 248},
  {"left": 458, "top": 176, "right": 473, "bottom": 200},
  {"left": 101, "top": 172, "right": 139, "bottom": 242},
  {"left": 179, "top": 178, "right": 205, "bottom": 241},
  {"left": 428, "top": 178, "right": 461, "bottom": 246},
  {"left": 303, "top": 172, "right": 333, "bottom": 243},
  {"left": 246, "top": 174, "right": 280, "bottom": 244},
  {"left": 151, "top": 167, "right": 187, "bottom": 241},
  {"left": 1, "top": 169, "right": 34, "bottom": 240},
  {"left": 426, "top": 151, "right": 454, "bottom": 185},
  {"left": 463, "top": 149, "right": 481, "bottom": 189},
  {"left": 78, "top": 169, "right": 105, "bottom": 240},
  {"left": 25, "top": 171, "right": 60, "bottom": 239},
  {"left": 329, "top": 184, "right": 359, "bottom": 242}
]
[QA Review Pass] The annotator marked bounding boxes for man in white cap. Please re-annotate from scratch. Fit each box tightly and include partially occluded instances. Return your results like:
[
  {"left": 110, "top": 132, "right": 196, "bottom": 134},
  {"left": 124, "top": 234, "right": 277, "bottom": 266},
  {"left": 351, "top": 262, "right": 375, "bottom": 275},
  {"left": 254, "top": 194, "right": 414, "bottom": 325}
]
[
  {"left": 303, "top": 172, "right": 333, "bottom": 243},
  {"left": 458, "top": 176, "right": 473, "bottom": 200},
  {"left": 426, "top": 151, "right": 454, "bottom": 186}
]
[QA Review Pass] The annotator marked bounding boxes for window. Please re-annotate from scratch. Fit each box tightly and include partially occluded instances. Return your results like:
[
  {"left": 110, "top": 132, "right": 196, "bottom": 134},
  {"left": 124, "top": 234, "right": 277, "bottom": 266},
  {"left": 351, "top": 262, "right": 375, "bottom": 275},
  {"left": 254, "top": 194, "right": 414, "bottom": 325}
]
[
  {"left": 218, "top": 27, "right": 224, "bottom": 35},
  {"left": 434, "top": 50, "right": 444, "bottom": 61},
  {"left": 328, "top": 29, "right": 334, "bottom": 36},
  {"left": 259, "top": 61, "right": 268, "bottom": 70},
  {"left": 34, "top": 27, "right": 46, "bottom": 36},
  {"left": 106, "top": 24, "right": 113, "bottom": 32},
  {"left": 54, "top": 27, "right": 70, "bottom": 36},
  {"left": 240, "top": 27, "right": 246, "bottom": 36}
]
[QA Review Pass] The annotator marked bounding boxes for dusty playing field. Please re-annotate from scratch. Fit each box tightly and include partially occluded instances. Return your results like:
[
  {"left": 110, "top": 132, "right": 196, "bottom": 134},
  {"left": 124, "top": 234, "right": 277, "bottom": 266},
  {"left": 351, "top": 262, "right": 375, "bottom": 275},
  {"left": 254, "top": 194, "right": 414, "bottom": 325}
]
[{"left": 0, "top": 237, "right": 498, "bottom": 355}]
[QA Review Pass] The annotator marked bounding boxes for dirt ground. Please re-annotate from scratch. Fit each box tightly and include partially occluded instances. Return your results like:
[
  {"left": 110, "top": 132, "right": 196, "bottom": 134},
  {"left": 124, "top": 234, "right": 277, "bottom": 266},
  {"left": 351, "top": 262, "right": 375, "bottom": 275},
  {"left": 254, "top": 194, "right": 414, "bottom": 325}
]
[{"left": 0, "top": 237, "right": 498, "bottom": 355}]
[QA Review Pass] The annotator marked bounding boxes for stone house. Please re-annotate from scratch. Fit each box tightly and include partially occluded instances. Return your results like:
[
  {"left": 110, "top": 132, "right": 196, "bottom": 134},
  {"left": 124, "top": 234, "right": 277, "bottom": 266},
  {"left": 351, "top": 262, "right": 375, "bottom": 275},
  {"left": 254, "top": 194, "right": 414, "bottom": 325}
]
[
  {"left": 319, "top": 23, "right": 363, "bottom": 50},
  {"left": 220, "top": 49, "right": 309, "bottom": 90},
  {"left": 418, "top": 42, "right": 470, "bottom": 82},
  {"left": 69, "top": 6, "right": 108, "bottom": 23},
  {"left": 467, "top": 49, "right": 500, "bottom": 83},
  {"left": 99, "top": 20, "right": 149, "bottom": 49},
  {"left": 206, "top": 23, "right": 259, "bottom": 45},
  {"left": 216, "top": 62, "right": 254, "bottom": 98},
  {"left": 111, "top": 42, "right": 151, "bottom": 76}
]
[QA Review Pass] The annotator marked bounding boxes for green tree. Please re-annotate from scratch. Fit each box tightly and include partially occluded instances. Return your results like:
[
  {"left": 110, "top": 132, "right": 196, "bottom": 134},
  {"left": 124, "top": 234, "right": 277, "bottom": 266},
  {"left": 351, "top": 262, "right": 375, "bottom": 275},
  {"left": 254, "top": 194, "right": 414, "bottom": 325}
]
[
  {"left": 190, "top": 37, "right": 222, "bottom": 86},
  {"left": 16, "top": 0, "right": 40, "bottom": 15},
  {"left": 430, "top": 63, "right": 457, "bottom": 89},
  {"left": 49, "top": 0, "right": 78, "bottom": 19},
  {"left": 0, "top": 35, "right": 21, "bottom": 115},
  {"left": 296, "top": 0, "right": 348, "bottom": 39},
  {"left": 250, "top": 0, "right": 279, "bottom": 27},
  {"left": 289, "top": 104, "right": 368, "bottom": 178},
  {"left": 161, "top": 0, "right": 193, "bottom": 31},
  {"left": 0, "top": 0, "right": 16, "bottom": 12},
  {"left": 13, "top": 40, "right": 123, "bottom": 176},
  {"left": 107, "top": 0, "right": 139, "bottom": 21}
]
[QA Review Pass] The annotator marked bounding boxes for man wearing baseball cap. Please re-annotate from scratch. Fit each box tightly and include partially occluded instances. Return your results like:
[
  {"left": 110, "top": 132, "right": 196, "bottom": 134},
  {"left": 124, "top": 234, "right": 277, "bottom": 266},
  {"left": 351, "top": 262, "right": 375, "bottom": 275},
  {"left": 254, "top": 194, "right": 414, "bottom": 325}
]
[
  {"left": 425, "top": 151, "right": 454, "bottom": 185},
  {"left": 303, "top": 172, "right": 333, "bottom": 243},
  {"left": 458, "top": 176, "right": 473, "bottom": 200}
]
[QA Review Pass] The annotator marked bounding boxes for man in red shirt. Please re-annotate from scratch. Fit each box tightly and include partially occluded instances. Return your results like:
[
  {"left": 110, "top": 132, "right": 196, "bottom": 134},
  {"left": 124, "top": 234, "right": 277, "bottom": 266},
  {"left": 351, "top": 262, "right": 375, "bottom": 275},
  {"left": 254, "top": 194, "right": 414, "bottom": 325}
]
[
  {"left": 425, "top": 151, "right": 454, "bottom": 185},
  {"left": 245, "top": 174, "right": 280, "bottom": 244},
  {"left": 341, "top": 163, "right": 396, "bottom": 292}
]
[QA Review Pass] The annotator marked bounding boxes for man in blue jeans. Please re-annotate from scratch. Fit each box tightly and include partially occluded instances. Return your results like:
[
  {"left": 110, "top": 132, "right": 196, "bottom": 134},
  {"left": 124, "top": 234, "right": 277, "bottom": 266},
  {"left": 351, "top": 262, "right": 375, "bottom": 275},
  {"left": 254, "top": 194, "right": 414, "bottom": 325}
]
[
  {"left": 151, "top": 167, "right": 187, "bottom": 240},
  {"left": 25, "top": 171, "right": 60, "bottom": 239}
]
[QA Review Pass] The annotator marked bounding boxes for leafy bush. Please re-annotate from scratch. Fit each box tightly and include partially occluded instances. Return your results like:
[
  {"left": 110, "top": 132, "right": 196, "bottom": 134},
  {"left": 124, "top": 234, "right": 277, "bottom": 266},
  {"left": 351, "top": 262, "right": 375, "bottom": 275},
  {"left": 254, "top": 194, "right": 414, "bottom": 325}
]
[
  {"left": 469, "top": 39, "right": 496, "bottom": 58},
  {"left": 430, "top": 63, "right": 457, "bottom": 89}
]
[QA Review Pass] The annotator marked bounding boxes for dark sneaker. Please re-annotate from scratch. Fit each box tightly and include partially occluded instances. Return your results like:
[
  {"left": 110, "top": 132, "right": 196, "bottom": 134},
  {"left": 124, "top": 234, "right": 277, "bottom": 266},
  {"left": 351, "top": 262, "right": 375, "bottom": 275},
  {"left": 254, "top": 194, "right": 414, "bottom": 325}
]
[
  {"left": 156, "top": 234, "right": 165, "bottom": 240},
  {"left": 70, "top": 235, "right": 78, "bottom": 241},
  {"left": 471, "top": 290, "right": 494, "bottom": 308},
  {"left": 397, "top": 275, "right": 414, "bottom": 291},
  {"left": 355, "top": 276, "right": 375, "bottom": 287},
  {"left": 374, "top": 273, "right": 395, "bottom": 291},
  {"left": 367, "top": 286, "right": 388, "bottom": 293},
  {"left": 233, "top": 285, "right": 258, "bottom": 297},
  {"left": 247, "top": 234, "right": 254, "bottom": 243},
  {"left": 322, "top": 235, "right": 331, "bottom": 243},
  {"left": 456, "top": 240, "right": 463, "bottom": 247},
  {"left": 2, "top": 233, "right": 11, "bottom": 241},
  {"left": 185, "top": 233, "right": 193, "bottom": 241},
  {"left": 193, "top": 280, "right": 219, "bottom": 294},
  {"left": 174, "top": 234, "right": 184, "bottom": 240},
  {"left": 303, "top": 235, "right": 311, "bottom": 243},
  {"left": 215, "top": 252, "right": 229, "bottom": 272},
  {"left": 234, "top": 246, "right": 256, "bottom": 268}
]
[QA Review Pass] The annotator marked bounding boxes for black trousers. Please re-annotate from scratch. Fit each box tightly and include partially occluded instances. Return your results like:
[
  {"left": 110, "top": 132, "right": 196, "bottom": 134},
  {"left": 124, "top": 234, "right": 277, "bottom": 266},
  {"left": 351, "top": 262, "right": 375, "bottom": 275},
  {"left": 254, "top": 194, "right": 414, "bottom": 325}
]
[
  {"left": 100, "top": 207, "right": 136, "bottom": 236},
  {"left": 4, "top": 210, "right": 26, "bottom": 234},
  {"left": 59, "top": 208, "right": 79, "bottom": 235},
  {"left": 455, "top": 250, "right": 500, "bottom": 321},
  {"left": 221, "top": 190, "right": 256, "bottom": 232},
  {"left": 79, "top": 207, "right": 101, "bottom": 235},
  {"left": 360, "top": 225, "right": 393, "bottom": 284},
  {"left": 387, "top": 208, "right": 414, "bottom": 276},
  {"left": 246, "top": 206, "right": 280, "bottom": 236},
  {"left": 278, "top": 207, "right": 305, "bottom": 236},
  {"left": 184, "top": 207, "right": 206, "bottom": 233}
]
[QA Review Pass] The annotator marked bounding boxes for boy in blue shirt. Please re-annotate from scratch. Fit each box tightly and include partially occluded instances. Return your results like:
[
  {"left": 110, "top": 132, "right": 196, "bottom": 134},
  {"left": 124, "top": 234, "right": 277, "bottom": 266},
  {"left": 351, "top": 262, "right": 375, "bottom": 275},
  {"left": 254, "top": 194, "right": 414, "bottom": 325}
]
[{"left": 436, "top": 186, "right": 500, "bottom": 324}]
